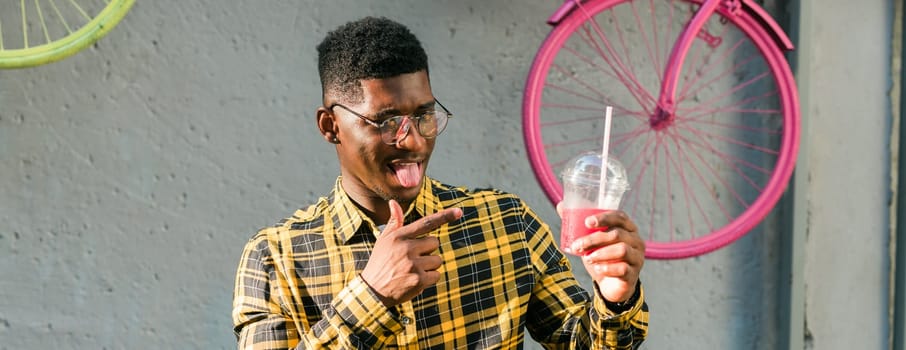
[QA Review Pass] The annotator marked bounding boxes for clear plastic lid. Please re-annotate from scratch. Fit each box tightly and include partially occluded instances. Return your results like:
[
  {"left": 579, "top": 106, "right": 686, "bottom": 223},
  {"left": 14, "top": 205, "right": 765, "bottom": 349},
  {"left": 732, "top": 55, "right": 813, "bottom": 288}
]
[{"left": 560, "top": 151, "right": 630, "bottom": 191}]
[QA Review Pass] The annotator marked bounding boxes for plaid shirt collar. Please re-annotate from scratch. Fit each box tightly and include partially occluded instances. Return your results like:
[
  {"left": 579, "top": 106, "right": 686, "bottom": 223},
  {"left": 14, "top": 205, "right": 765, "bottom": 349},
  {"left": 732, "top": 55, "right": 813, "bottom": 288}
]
[{"left": 327, "top": 176, "right": 444, "bottom": 243}]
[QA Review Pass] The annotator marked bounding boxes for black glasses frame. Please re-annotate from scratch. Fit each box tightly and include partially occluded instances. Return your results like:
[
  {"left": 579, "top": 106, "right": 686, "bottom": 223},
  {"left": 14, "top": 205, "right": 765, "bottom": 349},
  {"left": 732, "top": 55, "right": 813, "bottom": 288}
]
[{"left": 328, "top": 98, "right": 453, "bottom": 145}]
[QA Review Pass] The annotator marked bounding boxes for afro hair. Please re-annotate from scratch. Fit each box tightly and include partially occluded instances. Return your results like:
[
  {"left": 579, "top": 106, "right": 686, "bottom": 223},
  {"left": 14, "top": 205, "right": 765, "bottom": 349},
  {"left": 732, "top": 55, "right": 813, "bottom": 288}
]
[{"left": 317, "top": 17, "right": 429, "bottom": 103}]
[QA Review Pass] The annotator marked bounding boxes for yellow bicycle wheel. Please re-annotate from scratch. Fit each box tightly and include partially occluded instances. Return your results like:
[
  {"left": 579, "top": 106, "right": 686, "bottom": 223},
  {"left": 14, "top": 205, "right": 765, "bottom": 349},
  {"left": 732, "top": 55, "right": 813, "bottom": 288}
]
[{"left": 0, "top": 0, "right": 135, "bottom": 69}]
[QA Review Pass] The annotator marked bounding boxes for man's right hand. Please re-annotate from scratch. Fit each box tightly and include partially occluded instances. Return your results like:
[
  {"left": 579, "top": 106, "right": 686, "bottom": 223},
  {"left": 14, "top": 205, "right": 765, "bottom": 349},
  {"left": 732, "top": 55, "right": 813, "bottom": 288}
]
[{"left": 360, "top": 200, "right": 463, "bottom": 307}]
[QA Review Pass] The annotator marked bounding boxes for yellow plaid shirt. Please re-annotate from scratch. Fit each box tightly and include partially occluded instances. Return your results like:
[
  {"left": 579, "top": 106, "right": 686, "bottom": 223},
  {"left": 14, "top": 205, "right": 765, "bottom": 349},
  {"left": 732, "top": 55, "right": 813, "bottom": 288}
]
[{"left": 233, "top": 177, "right": 648, "bottom": 349}]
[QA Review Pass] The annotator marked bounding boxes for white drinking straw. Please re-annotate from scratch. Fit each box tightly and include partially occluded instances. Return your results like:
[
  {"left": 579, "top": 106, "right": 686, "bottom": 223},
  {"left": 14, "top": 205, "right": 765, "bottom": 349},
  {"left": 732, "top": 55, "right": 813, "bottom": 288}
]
[{"left": 597, "top": 106, "right": 613, "bottom": 207}]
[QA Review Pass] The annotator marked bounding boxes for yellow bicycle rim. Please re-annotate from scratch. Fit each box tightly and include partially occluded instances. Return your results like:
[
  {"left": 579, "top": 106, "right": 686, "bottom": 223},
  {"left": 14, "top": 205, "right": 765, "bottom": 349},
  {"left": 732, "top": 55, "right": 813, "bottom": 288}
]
[{"left": 0, "top": 0, "right": 135, "bottom": 69}]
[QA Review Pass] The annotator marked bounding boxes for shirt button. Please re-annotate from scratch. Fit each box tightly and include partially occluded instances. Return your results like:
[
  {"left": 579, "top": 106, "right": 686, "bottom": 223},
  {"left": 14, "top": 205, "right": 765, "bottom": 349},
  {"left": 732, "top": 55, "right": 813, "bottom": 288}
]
[{"left": 400, "top": 316, "right": 412, "bottom": 325}]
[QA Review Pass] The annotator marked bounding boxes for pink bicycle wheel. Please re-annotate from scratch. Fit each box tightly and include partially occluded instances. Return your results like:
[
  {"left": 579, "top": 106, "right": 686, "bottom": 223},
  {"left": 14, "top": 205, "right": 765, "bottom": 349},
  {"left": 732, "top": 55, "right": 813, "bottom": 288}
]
[{"left": 523, "top": 0, "right": 799, "bottom": 259}]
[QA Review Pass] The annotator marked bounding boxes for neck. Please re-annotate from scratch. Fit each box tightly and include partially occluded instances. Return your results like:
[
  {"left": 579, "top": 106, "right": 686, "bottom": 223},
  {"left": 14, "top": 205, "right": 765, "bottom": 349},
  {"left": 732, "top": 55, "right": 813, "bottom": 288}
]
[{"left": 340, "top": 180, "right": 413, "bottom": 226}]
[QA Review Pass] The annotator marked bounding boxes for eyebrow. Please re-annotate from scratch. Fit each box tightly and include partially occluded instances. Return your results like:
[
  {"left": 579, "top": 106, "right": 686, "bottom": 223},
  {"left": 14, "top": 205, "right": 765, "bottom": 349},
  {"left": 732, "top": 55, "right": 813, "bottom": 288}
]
[{"left": 372, "top": 101, "right": 436, "bottom": 120}]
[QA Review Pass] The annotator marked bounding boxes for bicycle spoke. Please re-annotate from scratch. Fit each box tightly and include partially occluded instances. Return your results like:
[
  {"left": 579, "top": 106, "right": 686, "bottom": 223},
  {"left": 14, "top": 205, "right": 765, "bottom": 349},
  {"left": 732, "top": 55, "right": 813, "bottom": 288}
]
[
  {"left": 675, "top": 123, "right": 774, "bottom": 173},
  {"left": 667, "top": 127, "right": 718, "bottom": 233},
  {"left": 549, "top": 63, "right": 610, "bottom": 101},
  {"left": 558, "top": 45, "right": 621, "bottom": 84},
  {"left": 627, "top": 130, "right": 686, "bottom": 240},
  {"left": 679, "top": 89, "right": 780, "bottom": 119},
  {"left": 683, "top": 107, "right": 781, "bottom": 121},
  {"left": 613, "top": 124, "right": 657, "bottom": 152},
  {"left": 574, "top": 3, "right": 658, "bottom": 110},
  {"left": 674, "top": 139, "right": 775, "bottom": 189},
  {"left": 574, "top": 26, "right": 656, "bottom": 112},
  {"left": 544, "top": 82, "right": 607, "bottom": 107},
  {"left": 545, "top": 63, "right": 651, "bottom": 118},
  {"left": 678, "top": 115, "right": 782, "bottom": 135},
  {"left": 544, "top": 126, "right": 648, "bottom": 170},
  {"left": 679, "top": 18, "right": 732, "bottom": 99},
  {"left": 609, "top": 7, "right": 648, "bottom": 90},
  {"left": 608, "top": 2, "right": 656, "bottom": 92},
  {"left": 67, "top": 0, "right": 92, "bottom": 21},
  {"left": 678, "top": 25, "right": 736, "bottom": 100},
  {"left": 541, "top": 98, "right": 646, "bottom": 122},
  {"left": 542, "top": 114, "right": 612, "bottom": 128},
  {"left": 664, "top": 135, "right": 701, "bottom": 239},
  {"left": 546, "top": 134, "right": 609, "bottom": 149},
  {"left": 629, "top": 1, "right": 659, "bottom": 89},
  {"left": 539, "top": 104, "right": 606, "bottom": 112},
  {"left": 682, "top": 71, "right": 771, "bottom": 115},
  {"left": 678, "top": 37, "right": 749, "bottom": 102},
  {"left": 34, "top": 0, "right": 51, "bottom": 44},
  {"left": 672, "top": 129, "right": 761, "bottom": 207},
  {"left": 662, "top": 139, "right": 674, "bottom": 241},
  {"left": 541, "top": 111, "right": 646, "bottom": 128},
  {"left": 21, "top": 0, "right": 28, "bottom": 48},
  {"left": 647, "top": 131, "right": 666, "bottom": 239},
  {"left": 674, "top": 133, "right": 733, "bottom": 224},
  {"left": 648, "top": 0, "right": 663, "bottom": 81},
  {"left": 545, "top": 124, "right": 650, "bottom": 166},
  {"left": 624, "top": 131, "right": 657, "bottom": 235},
  {"left": 49, "top": 0, "right": 74, "bottom": 34}
]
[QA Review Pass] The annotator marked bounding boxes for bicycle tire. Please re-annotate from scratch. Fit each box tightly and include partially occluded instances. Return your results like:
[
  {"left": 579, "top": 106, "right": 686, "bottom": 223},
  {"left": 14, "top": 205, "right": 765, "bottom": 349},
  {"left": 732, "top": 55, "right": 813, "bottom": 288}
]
[
  {"left": 523, "top": 0, "right": 799, "bottom": 259},
  {"left": 0, "top": 0, "right": 135, "bottom": 69}
]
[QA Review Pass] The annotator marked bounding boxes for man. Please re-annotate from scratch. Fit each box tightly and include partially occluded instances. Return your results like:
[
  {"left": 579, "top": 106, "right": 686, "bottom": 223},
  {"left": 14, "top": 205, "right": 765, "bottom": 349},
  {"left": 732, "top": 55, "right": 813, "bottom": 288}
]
[{"left": 233, "top": 16, "right": 648, "bottom": 349}]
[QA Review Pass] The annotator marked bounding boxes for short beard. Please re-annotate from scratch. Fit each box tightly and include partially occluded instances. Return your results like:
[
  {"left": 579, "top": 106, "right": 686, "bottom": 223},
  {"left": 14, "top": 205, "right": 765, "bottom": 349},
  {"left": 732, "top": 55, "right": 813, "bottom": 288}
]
[
  {"left": 370, "top": 185, "right": 418, "bottom": 208},
  {"left": 370, "top": 185, "right": 398, "bottom": 202}
]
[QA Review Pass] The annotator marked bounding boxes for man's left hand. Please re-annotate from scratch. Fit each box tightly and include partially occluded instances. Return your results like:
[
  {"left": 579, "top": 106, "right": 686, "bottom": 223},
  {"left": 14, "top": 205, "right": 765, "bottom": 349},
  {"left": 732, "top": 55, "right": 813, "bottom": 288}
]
[{"left": 559, "top": 205, "right": 645, "bottom": 303}]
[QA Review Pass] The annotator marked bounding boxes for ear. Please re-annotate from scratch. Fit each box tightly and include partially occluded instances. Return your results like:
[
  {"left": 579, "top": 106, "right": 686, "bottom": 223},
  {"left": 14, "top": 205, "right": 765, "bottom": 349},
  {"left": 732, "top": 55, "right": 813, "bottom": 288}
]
[{"left": 317, "top": 107, "right": 340, "bottom": 144}]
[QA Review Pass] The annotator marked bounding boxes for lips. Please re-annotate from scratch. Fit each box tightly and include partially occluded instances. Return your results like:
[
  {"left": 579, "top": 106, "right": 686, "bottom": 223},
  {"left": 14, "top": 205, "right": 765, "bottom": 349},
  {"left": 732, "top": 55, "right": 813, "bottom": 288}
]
[{"left": 389, "top": 161, "right": 422, "bottom": 188}]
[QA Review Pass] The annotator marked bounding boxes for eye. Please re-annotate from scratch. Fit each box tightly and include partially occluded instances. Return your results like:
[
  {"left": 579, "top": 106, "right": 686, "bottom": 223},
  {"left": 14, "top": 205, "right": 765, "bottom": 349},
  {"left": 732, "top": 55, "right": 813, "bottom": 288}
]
[
  {"left": 418, "top": 112, "right": 436, "bottom": 123},
  {"left": 382, "top": 117, "right": 400, "bottom": 130}
]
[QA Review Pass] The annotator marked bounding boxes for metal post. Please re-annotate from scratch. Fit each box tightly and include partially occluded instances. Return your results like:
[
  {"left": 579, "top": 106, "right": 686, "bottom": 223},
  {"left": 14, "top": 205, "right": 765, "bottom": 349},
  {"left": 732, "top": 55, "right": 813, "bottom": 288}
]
[
  {"left": 778, "top": 0, "right": 810, "bottom": 348},
  {"left": 893, "top": 0, "right": 906, "bottom": 347}
]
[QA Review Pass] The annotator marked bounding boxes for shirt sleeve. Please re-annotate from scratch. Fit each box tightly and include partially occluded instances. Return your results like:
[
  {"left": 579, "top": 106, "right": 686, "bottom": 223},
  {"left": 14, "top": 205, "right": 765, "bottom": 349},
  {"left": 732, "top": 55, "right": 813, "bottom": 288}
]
[
  {"left": 590, "top": 282, "right": 649, "bottom": 349},
  {"left": 232, "top": 230, "right": 405, "bottom": 349},
  {"left": 519, "top": 202, "right": 649, "bottom": 349}
]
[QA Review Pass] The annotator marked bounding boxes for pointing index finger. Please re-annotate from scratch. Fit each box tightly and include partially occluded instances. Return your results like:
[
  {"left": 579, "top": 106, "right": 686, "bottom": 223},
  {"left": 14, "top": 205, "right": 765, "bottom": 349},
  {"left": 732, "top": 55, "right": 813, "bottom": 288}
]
[{"left": 398, "top": 207, "right": 463, "bottom": 239}]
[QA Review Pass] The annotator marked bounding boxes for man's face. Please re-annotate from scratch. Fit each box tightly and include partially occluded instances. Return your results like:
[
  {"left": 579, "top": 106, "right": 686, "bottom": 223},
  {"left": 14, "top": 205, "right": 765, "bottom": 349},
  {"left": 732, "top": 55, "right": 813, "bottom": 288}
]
[{"left": 328, "top": 70, "right": 436, "bottom": 205}]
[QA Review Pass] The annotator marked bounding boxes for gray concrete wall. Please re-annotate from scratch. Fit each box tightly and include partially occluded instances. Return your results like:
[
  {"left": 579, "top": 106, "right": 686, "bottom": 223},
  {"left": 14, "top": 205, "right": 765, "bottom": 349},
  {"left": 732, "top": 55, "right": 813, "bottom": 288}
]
[
  {"left": 0, "top": 0, "right": 894, "bottom": 349},
  {"left": 799, "top": 0, "right": 894, "bottom": 349}
]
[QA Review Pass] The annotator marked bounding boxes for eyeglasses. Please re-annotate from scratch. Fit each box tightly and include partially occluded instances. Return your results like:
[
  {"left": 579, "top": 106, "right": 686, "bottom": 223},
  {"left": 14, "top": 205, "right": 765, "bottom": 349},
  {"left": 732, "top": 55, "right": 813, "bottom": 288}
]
[{"left": 329, "top": 98, "right": 453, "bottom": 145}]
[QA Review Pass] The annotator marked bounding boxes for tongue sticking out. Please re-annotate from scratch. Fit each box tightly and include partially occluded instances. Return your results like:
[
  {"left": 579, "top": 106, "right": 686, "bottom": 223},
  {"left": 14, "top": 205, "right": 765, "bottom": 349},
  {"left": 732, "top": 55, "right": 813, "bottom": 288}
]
[{"left": 392, "top": 163, "right": 421, "bottom": 188}]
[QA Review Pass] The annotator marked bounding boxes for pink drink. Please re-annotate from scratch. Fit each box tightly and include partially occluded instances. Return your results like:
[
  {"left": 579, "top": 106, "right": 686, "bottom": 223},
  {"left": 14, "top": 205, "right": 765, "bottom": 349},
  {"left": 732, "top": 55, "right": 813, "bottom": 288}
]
[
  {"left": 559, "top": 151, "right": 628, "bottom": 256},
  {"left": 560, "top": 208, "right": 609, "bottom": 256}
]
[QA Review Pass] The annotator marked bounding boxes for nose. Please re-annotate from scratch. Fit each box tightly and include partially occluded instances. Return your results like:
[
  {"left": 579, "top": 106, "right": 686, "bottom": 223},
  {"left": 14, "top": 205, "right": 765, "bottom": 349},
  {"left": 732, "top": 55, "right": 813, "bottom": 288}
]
[
  {"left": 393, "top": 117, "right": 413, "bottom": 144},
  {"left": 394, "top": 117, "right": 427, "bottom": 150}
]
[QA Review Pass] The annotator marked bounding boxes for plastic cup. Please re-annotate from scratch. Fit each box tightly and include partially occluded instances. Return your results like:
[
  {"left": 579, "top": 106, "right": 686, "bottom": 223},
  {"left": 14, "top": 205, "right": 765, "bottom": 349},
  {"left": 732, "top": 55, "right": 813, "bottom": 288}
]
[{"left": 559, "top": 151, "right": 630, "bottom": 256}]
